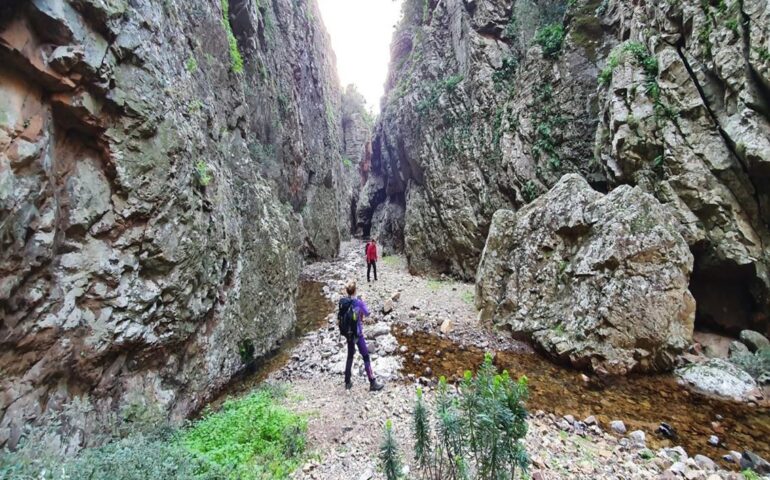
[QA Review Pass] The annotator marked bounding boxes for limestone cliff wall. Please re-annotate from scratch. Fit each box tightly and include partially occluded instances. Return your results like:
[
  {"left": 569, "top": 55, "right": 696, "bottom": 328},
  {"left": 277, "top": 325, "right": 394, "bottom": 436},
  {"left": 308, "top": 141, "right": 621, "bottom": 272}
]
[
  {"left": 0, "top": 0, "right": 344, "bottom": 448},
  {"left": 358, "top": 0, "right": 769, "bottom": 334}
]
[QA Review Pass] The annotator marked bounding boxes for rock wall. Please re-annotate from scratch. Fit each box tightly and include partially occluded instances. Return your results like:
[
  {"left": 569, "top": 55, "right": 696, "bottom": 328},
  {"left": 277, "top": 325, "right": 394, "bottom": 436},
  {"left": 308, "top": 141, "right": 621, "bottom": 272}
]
[
  {"left": 0, "top": 0, "right": 345, "bottom": 448},
  {"left": 339, "top": 84, "right": 373, "bottom": 238},
  {"left": 358, "top": 0, "right": 769, "bottom": 333}
]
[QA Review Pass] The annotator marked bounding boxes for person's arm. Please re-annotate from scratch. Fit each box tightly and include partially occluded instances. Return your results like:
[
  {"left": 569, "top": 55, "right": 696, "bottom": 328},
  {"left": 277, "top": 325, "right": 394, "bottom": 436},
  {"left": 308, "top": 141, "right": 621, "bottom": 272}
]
[{"left": 357, "top": 298, "right": 370, "bottom": 317}]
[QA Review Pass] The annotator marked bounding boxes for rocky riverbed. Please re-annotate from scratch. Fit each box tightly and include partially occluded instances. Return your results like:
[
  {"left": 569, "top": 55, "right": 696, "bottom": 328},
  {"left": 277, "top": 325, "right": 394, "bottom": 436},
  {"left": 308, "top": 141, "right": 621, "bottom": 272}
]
[{"left": 219, "top": 240, "right": 769, "bottom": 479}]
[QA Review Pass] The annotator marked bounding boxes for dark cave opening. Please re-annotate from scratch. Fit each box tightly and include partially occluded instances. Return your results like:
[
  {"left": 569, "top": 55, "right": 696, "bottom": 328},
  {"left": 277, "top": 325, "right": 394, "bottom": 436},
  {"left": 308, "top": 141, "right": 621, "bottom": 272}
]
[{"left": 689, "top": 251, "right": 764, "bottom": 336}]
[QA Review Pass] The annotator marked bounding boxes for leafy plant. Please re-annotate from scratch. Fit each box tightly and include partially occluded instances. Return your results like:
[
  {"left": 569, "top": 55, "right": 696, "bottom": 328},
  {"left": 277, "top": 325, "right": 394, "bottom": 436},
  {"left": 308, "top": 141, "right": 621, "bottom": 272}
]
[
  {"left": 379, "top": 419, "right": 403, "bottom": 480},
  {"left": 416, "top": 75, "right": 464, "bottom": 112},
  {"left": 402, "top": 356, "right": 529, "bottom": 479},
  {"left": 181, "top": 389, "right": 307, "bottom": 479},
  {"left": 534, "top": 23, "right": 565, "bottom": 58},
  {"left": 742, "top": 469, "right": 760, "bottom": 480},
  {"left": 755, "top": 47, "right": 770, "bottom": 63},
  {"left": 220, "top": 0, "right": 244, "bottom": 73},
  {"left": 196, "top": 161, "right": 212, "bottom": 187},
  {"left": 186, "top": 55, "right": 198, "bottom": 73}
]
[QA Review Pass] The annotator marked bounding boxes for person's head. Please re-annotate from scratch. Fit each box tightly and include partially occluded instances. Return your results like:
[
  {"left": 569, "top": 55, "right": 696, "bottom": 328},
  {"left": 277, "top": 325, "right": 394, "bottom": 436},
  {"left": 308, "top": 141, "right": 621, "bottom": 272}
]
[
  {"left": 345, "top": 279, "right": 357, "bottom": 296},
  {"left": 372, "top": 238, "right": 377, "bottom": 244}
]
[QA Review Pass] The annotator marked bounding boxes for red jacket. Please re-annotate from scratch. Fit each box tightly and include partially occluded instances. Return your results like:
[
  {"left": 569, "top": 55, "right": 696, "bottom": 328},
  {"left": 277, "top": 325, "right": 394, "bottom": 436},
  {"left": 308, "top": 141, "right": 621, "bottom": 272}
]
[{"left": 366, "top": 242, "right": 378, "bottom": 262}]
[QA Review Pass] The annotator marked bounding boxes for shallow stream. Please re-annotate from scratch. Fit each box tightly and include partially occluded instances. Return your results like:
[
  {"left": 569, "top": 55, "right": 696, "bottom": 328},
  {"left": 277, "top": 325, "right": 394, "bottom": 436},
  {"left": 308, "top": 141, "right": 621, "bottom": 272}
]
[{"left": 394, "top": 328, "right": 770, "bottom": 467}]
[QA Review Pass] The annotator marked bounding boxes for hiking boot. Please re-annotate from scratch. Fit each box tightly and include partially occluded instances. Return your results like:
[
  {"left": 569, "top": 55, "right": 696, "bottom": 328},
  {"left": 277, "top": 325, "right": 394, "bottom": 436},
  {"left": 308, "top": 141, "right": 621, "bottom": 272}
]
[
  {"left": 369, "top": 379, "right": 384, "bottom": 392},
  {"left": 345, "top": 381, "right": 353, "bottom": 390}
]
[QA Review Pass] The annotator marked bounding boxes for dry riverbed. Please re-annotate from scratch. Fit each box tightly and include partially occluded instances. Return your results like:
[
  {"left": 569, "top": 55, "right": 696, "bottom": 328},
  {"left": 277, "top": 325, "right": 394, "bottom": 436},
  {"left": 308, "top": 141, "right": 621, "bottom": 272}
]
[{"left": 224, "top": 241, "right": 767, "bottom": 480}]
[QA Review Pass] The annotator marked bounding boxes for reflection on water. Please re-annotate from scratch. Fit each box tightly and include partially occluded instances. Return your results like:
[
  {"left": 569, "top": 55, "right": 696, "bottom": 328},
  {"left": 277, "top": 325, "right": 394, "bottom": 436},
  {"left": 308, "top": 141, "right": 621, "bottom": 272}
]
[{"left": 394, "top": 328, "right": 770, "bottom": 468}]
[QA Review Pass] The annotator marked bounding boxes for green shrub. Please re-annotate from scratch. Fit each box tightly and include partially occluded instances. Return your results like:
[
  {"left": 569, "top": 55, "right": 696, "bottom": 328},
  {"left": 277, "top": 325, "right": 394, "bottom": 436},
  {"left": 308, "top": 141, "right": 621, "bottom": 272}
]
[
  {"left": 379, "top": 419, "right": 403, "bottom": 480},
  {"left": 1, "top": 389, "right": 304, "bottom": 480},
  {"left": 599, "top": 41, "right": 658, "bottom": 86},
  {"left": 220, "top": 0, "right": 244, "bottom": 73},
  {"left": 534, "top": 23, "right": 565, "bottom": 58},
  {"left": 181, "top": 389, "right": 307, "bottom": 479},
  {"left": 0, "top": 434, "right": 222, "bottom": 480},
  {"left": 742, "top": 469, "right": 760, "bottom": 480},
  {"left": 196, "top": 160, "right": 212, "bottom": 187},
  {"left": 185, "top": 55, "right": 198, "bottom": 73},
  {"left": 404, "top": 355, "right": 529, "bottom": 479}
]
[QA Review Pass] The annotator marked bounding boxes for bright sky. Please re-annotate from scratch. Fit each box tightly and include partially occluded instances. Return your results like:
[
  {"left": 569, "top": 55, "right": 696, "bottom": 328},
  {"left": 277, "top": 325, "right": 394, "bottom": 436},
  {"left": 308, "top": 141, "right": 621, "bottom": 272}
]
[{"left": 317, "top": 0, "right": 404, "bottom": 113}]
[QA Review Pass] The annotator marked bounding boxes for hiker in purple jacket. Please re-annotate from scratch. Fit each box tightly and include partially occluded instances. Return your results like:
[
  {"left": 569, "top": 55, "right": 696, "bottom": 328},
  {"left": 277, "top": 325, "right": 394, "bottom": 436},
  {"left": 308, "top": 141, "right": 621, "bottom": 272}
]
[{"left": 340, "top": 280, "right": 384, "bottom": 391}]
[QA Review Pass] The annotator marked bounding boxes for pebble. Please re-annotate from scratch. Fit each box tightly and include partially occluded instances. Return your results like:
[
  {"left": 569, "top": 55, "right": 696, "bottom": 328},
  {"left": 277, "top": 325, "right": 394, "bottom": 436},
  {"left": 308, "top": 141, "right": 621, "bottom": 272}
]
[
  {"left": 610, "top": 420, "right": 627, "bottom": 434},
  {"left": 629, "top": 430, "right": 646, "bottom": 448},
  {"left": 584, "top": 415, "right": 597, "bottom": 425},
  {"left": 669, "top": 461, "right": 687, "bottom": 475},
  {"left": 563, "top": 414, "right": 575, "bottom": 425},
  {"left": 707, "top": 435, "right": 719, "bottom": 446},
  {"left": 358, "top": 469, "right": 373, "bottom": 480}
]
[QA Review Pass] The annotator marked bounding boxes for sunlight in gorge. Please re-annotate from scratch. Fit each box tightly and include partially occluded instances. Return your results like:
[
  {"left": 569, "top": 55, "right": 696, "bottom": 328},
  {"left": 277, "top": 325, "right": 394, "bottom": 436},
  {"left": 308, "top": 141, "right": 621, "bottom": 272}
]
[{"left": 317, "top": 0, "right": 403, "bottom": 112}]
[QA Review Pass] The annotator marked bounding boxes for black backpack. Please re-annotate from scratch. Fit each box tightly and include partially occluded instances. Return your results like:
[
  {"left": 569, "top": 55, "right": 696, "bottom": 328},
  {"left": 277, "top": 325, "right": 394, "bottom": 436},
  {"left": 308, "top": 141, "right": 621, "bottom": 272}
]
[{"left": 338, "top": 297, "right": 357, "bottom": 337}]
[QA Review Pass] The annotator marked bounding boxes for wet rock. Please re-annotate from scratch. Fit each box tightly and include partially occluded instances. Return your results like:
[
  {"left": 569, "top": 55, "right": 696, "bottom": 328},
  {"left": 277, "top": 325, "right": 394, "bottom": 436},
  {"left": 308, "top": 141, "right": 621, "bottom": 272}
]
[
  {"left": 728, "top": 341, "right": 751, "bottom": 359},
  {"left": 656, "top": 422, "right": 678, "bottom": 440},
  {"left": 477, "top": 175, "right": 694, "bottom": 374},
  {"left": 676, "top": 359, "right": 761, "bottom": 402},
  {"left": 723, "top": 451, "right": 742, "bottom": 464},
  {"left": 739, "top": 330, "right": 770, "bottom": 353},
  {"left": 611, "top": 420, "right": 627, "bottom": 434},
  {"left": 740, "top": 451, "right": 770, "bottom": 474}
]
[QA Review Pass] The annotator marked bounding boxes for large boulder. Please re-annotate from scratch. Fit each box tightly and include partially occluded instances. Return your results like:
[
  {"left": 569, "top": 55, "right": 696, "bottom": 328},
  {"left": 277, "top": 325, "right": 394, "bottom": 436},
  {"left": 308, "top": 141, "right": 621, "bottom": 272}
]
[
  {"left": 676, "top": 359, "right": 762, "bottom": 403},
  {"left": 476, "top": 174, "right": 695, "bottom": 374}
]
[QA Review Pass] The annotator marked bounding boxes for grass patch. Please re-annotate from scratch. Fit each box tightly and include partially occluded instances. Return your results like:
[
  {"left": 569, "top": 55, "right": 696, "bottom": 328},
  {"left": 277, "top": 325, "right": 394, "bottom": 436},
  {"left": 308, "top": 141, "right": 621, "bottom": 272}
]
[
  {"left": 381, "top": 255, "right": 400, "bottom": 267},
  {"left": 182, "top": 389, "right": 307, "bottom": 479},
  {"left": 427, "top": 279, "right": 445, "bottom": 292},
  {"left": 0, "top": 387, "right": 306, "bottom": 480},
  {"left": 185, "top": 55, "right": 198, "bottom": 73},
  {"left": 461, "top": 290, "right": 474, "bottom": 306}
]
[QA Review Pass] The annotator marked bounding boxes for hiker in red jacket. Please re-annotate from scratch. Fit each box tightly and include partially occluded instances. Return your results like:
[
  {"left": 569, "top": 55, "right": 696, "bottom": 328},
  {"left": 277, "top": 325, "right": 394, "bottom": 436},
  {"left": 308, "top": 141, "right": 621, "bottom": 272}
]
[{"left": 365, "top": 239, "right": 378, "bottom": 282}]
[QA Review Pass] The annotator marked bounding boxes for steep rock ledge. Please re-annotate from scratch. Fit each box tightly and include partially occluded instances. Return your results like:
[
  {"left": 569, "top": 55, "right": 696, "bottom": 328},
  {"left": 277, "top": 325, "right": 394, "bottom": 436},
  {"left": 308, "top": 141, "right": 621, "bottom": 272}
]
[
  {"left": 358, "top": 0, "right": 769, "bottom": 334},
  {"left": 0, "top": 0, "right": 345, "bottom": 449}
]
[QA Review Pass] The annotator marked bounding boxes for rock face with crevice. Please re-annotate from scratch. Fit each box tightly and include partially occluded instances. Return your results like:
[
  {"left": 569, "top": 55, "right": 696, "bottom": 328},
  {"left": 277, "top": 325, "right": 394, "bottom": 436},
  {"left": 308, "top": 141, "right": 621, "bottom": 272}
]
[
  {"left": 359, "top": 0, "right": 769, "bottom": 334},
  {"left": 477, "top": 175, "right": 696, "bottom": 374},
  {"left": 0, "top": 0, "right": 345, "bottom": 448}
]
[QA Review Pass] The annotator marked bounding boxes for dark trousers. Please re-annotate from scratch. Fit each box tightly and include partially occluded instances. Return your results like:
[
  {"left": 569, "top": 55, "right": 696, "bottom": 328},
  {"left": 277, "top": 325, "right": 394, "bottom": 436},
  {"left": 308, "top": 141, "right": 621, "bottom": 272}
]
[
  {"left": 367, "top": 260, "right": 377, "bottom": 281},
  {"left": 345, "top": 334, "right": 373, "bottom": 382}
]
